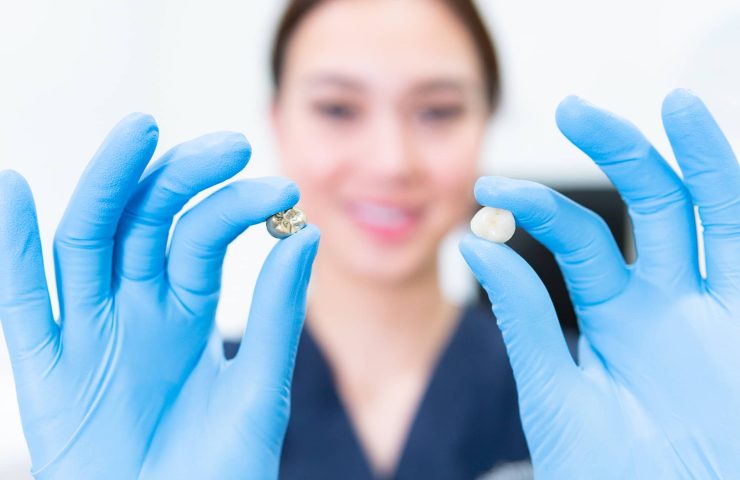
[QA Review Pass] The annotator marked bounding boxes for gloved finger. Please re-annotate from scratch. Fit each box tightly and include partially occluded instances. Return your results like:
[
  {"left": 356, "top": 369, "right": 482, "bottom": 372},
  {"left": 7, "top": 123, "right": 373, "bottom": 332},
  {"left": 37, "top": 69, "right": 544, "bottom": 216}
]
[
  {"left": 475, "top": 176, "right": 629, "bottom": 306},
  {"left": 166, "top": 177, "right": 300, "bottom": 319},
  {"left": 0, "top": 171, "right": 58, "bottom": 367},
  {"left": 226, "top": 225, "right": 319, "bottom": 420},
  {"left": 661, "top": 89, "right": 740, "bottom": 294},
  {"left": 53, "top": 113, "right": 158, "bottom": 314},
  {"left": 459, "top": 235, "right": 578, "bottom": 423},
  {"left": 114, "top": 132, "right": 250, "bottom": 282},
  {"left": 556, "top": 96, "right": 700, "bottom": 286}
]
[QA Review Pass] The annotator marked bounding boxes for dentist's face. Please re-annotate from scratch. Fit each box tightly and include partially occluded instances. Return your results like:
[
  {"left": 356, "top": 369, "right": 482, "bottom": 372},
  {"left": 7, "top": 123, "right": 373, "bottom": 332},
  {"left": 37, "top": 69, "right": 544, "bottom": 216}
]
[{"left": 273, "top": 0, "right": 490, "bottom": 283}]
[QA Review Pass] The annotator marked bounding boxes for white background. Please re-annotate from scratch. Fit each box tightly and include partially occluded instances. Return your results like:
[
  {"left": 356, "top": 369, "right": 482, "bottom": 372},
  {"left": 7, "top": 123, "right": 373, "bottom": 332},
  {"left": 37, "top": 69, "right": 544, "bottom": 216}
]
[{"left": 1, "top": 0, "right": 739, "bottom": 476}]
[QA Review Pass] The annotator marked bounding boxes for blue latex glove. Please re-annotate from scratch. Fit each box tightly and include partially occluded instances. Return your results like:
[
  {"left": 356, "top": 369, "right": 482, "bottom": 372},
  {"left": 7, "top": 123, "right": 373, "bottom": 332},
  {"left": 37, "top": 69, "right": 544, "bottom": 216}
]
[
  {"left": 0, "top": 113, "right": 319, "bottom": 479},
  {"left": 460, "top": 90, "right": 740, "bottom": 479}
]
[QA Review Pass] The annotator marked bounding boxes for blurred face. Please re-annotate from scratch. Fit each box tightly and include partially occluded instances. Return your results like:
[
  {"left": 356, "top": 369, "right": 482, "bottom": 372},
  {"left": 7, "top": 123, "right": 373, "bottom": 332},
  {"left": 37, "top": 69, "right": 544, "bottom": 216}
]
[{"left": 273, "top": 0, "right": 490, "bottom": 283}]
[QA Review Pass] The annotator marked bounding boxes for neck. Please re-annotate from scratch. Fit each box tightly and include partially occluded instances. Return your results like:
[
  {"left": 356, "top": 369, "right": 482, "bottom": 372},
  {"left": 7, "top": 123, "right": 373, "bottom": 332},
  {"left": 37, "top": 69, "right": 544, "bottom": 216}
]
[
  {"left": 305, "top": 253, "right": 462, "bottom": 478},
  {"left": 306, "top": 254, "right": 459, "bottom": 377}
]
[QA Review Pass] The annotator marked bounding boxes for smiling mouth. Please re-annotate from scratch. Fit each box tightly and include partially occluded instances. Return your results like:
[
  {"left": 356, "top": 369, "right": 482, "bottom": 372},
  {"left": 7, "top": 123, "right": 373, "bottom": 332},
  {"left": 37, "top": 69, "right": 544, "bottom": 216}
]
[{"left": 346, "top": 201, "right": 423, "bottom": 242}]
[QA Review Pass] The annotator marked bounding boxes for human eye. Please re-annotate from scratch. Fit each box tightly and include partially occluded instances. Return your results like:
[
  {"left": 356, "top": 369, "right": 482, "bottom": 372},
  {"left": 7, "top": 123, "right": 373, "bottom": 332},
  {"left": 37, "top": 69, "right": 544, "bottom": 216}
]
[
  {"left": 417, "top": 104, "right": 465, "bottom": 124},
  {"left": 313, "top": 100, "right": 360, "bottom": 122}
]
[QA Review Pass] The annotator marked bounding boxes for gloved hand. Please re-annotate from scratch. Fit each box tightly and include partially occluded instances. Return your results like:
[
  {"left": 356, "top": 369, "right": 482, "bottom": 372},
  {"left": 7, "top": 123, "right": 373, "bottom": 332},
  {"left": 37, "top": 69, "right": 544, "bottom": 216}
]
[
  {"left": 0, "top": 113, "right": 319, "bottom": 479},
  {"left": 460, "top": 89, "right": 740, "bottom": 479}
]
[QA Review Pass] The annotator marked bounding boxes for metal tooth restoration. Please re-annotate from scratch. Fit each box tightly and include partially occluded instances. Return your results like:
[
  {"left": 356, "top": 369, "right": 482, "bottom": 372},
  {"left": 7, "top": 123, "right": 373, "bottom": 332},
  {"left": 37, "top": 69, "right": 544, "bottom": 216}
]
[{"left": 266, "top": 207, "right": 307, "bottom": 239}]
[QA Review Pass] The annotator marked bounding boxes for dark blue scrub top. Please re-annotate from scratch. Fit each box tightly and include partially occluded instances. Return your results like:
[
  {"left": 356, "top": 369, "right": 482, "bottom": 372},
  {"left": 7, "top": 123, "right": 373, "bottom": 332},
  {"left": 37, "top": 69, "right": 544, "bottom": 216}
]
[{"left": 269, "top": 303, "right": 533, "bottom": 480}]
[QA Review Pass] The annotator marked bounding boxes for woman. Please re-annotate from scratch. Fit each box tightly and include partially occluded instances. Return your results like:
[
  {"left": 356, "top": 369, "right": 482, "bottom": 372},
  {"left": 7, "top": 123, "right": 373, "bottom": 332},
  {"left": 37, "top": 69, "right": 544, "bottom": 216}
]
[
  {"left": 261, "top": 0, "right": 529, "bottom": 477},
  {"left": 1, "top": 0, "right": 738, "bottom": 479}
]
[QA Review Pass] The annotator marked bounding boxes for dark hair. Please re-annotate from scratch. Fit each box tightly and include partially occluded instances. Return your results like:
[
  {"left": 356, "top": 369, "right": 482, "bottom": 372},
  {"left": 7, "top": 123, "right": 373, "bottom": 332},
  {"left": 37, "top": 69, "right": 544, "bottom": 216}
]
[{"left": 271, "top": 0, "right": 502, "bottom": 112}]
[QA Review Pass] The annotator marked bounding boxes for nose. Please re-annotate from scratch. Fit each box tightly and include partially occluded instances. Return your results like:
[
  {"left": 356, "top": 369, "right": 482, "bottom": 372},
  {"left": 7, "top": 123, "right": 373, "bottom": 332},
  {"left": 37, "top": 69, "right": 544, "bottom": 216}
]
[{"left": 366, "top": 109, "right": 419, "bottom": 180}]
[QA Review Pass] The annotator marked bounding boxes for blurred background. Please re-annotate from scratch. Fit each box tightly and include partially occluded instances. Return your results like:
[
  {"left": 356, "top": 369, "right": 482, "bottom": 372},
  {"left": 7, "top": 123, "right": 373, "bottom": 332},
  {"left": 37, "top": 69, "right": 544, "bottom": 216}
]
[{"left": 0, "top": 0, "right": 738, "bottom": 476}]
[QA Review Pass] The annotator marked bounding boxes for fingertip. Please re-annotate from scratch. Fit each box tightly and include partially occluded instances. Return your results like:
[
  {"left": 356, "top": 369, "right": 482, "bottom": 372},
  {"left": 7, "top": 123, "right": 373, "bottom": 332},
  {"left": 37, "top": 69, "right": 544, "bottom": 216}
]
[
  {"left": 556, "top": 94, "right": 593, "bottom": 115},
  {"left": 474, "top": 176, "right": 521, "bottom": 206},
  {"left": 557, "top": 94, "right": 590, "bottom": 112},
  {"left": 107, "top": 113, "right": 160, "bottom": 157},
  {"left": 661, "top": 88, "right": 704, "bottom": 119},
  {"left": 0, "top": 169, "right": 30, "bottom": 193},
  {"left": 555, "top": 95, "right": 600, "bottom": 134},
  {"left": 297, "top": 223, "right": 321, "bottom": 245},
  {"left": 459, "top": 233, "right": 499, "bottom": 274},
  {"left": 210, "top": 131, "right": 252, "bottom": 159},
  {"left": 460, "top": 232, "right": 538, "bottom": 273},
  {"left": 186, "top": 131, "right": 252, "bottom": 172},
  {"left": 666, "top": 87, "right": 698, "bottom": 99},
  {"left": 225, "top": 131, "right": 250, "bottom": 147},
  {"left": 0, "top": 170, "right": 35, "bottom": 216},
  {"left": 119, "top": 112, "right": 159, "bottom": 136},
  {"left": 230, "top": 133, "right": 252, "bottom": 162},
  {"left": 473, "top": 175, "right": 498, "bottom": 202},
  {"left": 460, "top": 233, "right": 539, "bottom": 302},
  {"left": 556, "top": 96, "right": 650, "bottom": 163},
  {"left": 266, "top": 176, "right": 301, "bottom": 207},
  {"left": 280, "top": 179, "right": 302, "bottom": 207},
  {"left": 458, "top": 233, "right": 480, "bottom": 261},
  {"left": 473, "top": 177, "right": 551, "bottom": 222},
  {"left": 276, "top": 224, "right": 321, "bottom": 262},
  {"left": 233, "top": 177, "right": 301, "bottom": 214},
  {"left": 474, "top": 176, "right": 532, "bottom": 204}
]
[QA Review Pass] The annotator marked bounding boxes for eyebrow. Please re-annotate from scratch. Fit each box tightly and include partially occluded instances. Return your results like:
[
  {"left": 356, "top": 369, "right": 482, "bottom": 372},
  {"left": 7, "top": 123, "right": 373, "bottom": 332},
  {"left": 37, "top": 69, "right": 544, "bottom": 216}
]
[
  {"left": 305, "top": 74, "right": 365, "bottom": 91},
  {"left": 411, "top": 79, "right": 470, "bottom": 95},
  {"left": 304, "top": 74, "right": 474, "bottom": 95}
]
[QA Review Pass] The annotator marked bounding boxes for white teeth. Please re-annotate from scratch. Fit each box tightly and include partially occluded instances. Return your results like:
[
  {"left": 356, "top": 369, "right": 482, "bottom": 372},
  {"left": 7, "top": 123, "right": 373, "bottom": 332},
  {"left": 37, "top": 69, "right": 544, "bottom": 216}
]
[
  {"left": 353, "top": 203, "right": 412, "bottom": 227},
  {"left": 470, "top": 207, "right": 516, "bottom": 243}
]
